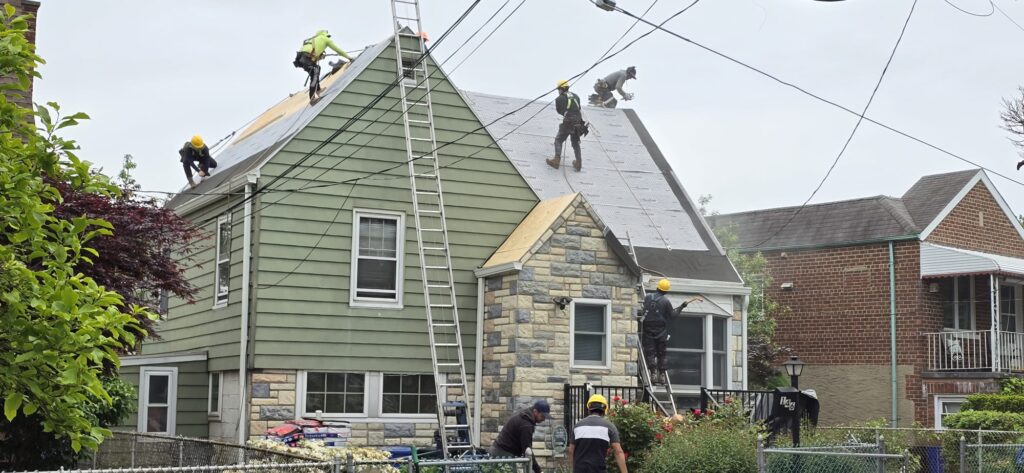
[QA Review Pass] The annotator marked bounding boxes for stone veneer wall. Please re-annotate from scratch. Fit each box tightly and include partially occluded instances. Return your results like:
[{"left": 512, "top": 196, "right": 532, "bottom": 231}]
[{"left": 479, "top": 199, "right": 639, "bottom": 466}]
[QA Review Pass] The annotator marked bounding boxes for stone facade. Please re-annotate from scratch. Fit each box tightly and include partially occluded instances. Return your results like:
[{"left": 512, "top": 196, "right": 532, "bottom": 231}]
[{"left": 479, "top": 198, "right": 639, "bottom": 465}]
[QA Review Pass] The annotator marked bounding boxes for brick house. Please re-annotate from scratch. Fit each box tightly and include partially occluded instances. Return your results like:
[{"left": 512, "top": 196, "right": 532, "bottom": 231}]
[{"left": 709, "top": 169, "right": 1024, "bottom": 428}]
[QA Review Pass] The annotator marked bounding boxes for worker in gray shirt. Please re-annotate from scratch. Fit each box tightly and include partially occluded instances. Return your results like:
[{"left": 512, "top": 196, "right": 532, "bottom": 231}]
[{"left": 589, "top": 66, "right": 636, "bottom": 108}]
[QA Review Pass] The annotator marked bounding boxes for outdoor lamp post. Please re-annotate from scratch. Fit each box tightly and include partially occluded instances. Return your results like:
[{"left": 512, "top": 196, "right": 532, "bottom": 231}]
[
  {"left": 783, "top": 355, "right": 805, "bottom": 389},
  {"left": 782, "top": 356, "right": 805, "bottom": 447}
]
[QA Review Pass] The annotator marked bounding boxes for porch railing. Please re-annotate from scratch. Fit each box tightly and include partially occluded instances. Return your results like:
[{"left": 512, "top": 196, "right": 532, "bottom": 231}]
[{"left": 925, "top": 330, "right": 1024, "bottom": 372}]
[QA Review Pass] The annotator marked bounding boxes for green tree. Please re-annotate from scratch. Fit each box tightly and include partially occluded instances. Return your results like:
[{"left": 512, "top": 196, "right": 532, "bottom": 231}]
[
  {"left": 698, "top": 195, "right": 790, "bottom": 388},
  {"left": 0, "top": 4, "right": 152, "bottom": 456}
]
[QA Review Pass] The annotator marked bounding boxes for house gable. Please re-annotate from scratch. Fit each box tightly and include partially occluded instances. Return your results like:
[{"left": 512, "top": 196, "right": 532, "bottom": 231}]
[
  {"left": 248, "top": 35, "right": 538, "bottom": 373},
  {"left": 924, "top": 175, "right": 1024, "bottom": 258}
]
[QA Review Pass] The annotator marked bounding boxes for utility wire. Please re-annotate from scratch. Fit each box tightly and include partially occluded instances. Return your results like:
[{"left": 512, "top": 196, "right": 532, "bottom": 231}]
[
  {"left": 447, "top": 0, "right": 530, "bottom": 75},
  {"left": 440, "top": 0, "right": 516, "bottom": 67},
  {"left": 943, "top": 0, "right": 994, "bottom": 17},
  {"left": 747, "top": 0, "right": 919, "bottom": 248},
  {"left": 992, "top": 1, "right": 1024, "bottom": 33}
]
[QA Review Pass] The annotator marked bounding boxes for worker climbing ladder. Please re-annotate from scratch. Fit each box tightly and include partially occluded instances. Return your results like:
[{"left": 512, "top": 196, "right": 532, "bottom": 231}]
[
  {"left": 390, "top": 0, "right": 475, "bottom": 459},
  {"left": 626, "top": 233, "right": 678, "bottom": 417}
]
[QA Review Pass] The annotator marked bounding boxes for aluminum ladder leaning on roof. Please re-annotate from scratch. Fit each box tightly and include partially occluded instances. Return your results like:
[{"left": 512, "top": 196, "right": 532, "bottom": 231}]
[
  {"left": 627, "top": 232, "right": 678, "bottom": 417},
  {"left": 390, "top": 0, "right": 475, "bottom": 459}
]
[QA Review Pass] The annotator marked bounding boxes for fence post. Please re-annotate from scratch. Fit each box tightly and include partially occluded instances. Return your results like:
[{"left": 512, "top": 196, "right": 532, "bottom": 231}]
[
  {"left": 346, "top": 452, "right": 354, "bottom": 473},
  {"left": 976, "top": 430, "right": 982, "bottom": 473},
  {"left": 130, "top": 434, "right": 136, "bottom": 468},
  {"left": 959, "top": 436, "right": 967, "bottom": 473},
  {"left": 330, "top": 455, "right": 341, "bottom": 473},
  {"left": 876, "top": 435, "right": 885, "bottom": 473},
  {"left": 178, "top": 437, "right": 184, "bottom": 467},
  {"left": 756, "top": 434, "right": 766, "bottom": 473}
]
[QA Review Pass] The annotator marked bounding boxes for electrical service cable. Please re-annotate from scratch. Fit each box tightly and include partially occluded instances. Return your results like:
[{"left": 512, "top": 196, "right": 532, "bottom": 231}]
[
  {"left": 746, "top": 0, "right": 919, "bottom": 248},
  {"left": 943, "top": 0, "right": 994, "bottom": 17},
  {"left": 446, "top": 0, "right": 530, "bottom": 75},
  {"left": 992, "top": 1, "right": 1024, "bottom": 33}
]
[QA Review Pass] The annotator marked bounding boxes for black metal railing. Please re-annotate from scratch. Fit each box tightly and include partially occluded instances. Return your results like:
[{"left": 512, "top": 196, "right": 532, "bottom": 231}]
[
  {"left": 700, "top": 387, "right": 773, "bottom": 413},
  {"left": 563, "top": 384, "right": 648, "bottom": 432}
]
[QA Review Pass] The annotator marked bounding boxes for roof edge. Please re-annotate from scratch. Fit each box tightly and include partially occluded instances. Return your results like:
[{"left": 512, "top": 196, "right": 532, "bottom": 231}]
[{"left": 731, "top": 234, "right": 920, "bottom": 253}]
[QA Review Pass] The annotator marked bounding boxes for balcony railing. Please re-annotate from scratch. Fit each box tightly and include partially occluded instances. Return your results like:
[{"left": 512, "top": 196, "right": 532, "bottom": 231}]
[{"left": 925, "top": 330, "right": 1024, "bottom": 372}]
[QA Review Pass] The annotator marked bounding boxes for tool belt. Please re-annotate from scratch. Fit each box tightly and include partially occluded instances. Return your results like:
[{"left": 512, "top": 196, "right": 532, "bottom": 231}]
[
  {"left": 293, "top": 51, "right": 316, "bottom": 68},
  {"left": 594, "top": 79, "right": 609, "bottom": 91}
]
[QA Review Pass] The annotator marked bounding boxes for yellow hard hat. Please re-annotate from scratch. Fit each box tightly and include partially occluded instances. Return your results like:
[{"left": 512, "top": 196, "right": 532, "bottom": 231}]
[
  {"left": 586, "top": 394, "right": 609, "bottom": 413},
  {"left": 190, "top": 135, "right": 205, "bottom": 149},
  {"left": 657, "top": 278, "right": 671, "bottom": 292},
  {"left": 556, "top": 79, "right": 569, "bottom": 89}
]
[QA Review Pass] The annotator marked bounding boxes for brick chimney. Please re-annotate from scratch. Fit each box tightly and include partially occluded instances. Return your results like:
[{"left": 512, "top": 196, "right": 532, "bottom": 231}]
[{"left": 1, "top": 0, "right": 41, "bottom": 110}]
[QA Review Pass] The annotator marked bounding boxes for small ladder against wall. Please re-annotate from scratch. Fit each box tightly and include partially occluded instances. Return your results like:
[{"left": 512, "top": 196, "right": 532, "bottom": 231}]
[
  {"left": 390, "top": 0, "right": 474, "bottom": 458},
  {"left": 627, "top": 233, "right": 678, "bottom": 417}
]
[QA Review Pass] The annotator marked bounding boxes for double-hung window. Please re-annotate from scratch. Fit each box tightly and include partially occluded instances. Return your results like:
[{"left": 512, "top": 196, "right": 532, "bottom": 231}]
[
  {"left": 934, "top": 395, "right": 966, "bottom": 429},
  {"left": 571, "top": 300, "right": 611, "bottom": 369},
  {"left": 350, "top": 210, "right": 404, "bottom": 307},
  {"left": 214, "top": 214, "right": 232, "bottom": 307},
  {"left": 941, "top": 276, "right": 974, "bottom": 331},
  {"left": 666, "top": 313, "right": 730, "bottom": 388},
  {"left": 139, "top": 367, "right": 177, "bottom": 435}
]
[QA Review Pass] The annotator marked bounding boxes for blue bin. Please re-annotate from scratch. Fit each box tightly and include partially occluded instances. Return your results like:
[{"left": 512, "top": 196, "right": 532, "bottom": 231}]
[
  {"left": 924, "top": 446, "right": 943, "bottom": 473},
  {"left": 387, "top": 446, "right": 413, "bottom": 459}
]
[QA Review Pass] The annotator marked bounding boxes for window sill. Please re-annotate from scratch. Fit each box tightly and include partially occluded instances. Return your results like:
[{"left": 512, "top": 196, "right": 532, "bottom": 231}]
[
  {"left": 302, "top": 414, "right": 436, "bottom": 424},
  {"left": 569, "top": 365, "right": 612, "bottom": 373},
  {"left": 350, "top": 300, "right": 403, "bottom": 310},
  {"left": 211, "top": 301, "right": 228, "bottom": 310},
  {"left": 208, "top": 413, "right": 222, "bottom": 421}
]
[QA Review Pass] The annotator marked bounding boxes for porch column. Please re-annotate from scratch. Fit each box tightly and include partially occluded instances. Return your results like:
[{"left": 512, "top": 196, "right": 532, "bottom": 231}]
[{"left": 991, "top": 274, "right": 1000, "bottom": 372}]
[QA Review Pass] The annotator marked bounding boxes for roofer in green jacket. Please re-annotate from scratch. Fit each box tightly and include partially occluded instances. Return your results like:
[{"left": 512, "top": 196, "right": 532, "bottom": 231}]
[{"left": 293, "top": 30, "right": 353, "bottom": 99}]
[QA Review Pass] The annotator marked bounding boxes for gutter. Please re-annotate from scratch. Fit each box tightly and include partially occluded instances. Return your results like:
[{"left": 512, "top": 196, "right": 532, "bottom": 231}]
[
  {"left": 238, "top": 174, "right": 257, "bottom": 445},
  {"left": 733, "top": 234, "right": 919, "bottom": 254},
  {"left": 888, "top": 241, "right": 897, "bottom": 427},
  {"left": 473, "top": 277, "right": 485, "bottom": 446}
]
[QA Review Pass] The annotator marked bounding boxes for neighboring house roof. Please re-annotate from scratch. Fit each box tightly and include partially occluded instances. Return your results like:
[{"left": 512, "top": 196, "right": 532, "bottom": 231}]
[
  {"left": 708, "top": 169, "right": 994, "bottom": 250},
  {"left": 165, "top": 37, "right": 394, "bottom": 210},
  {"left": 464, "top": 92, "right": 740, "bottom": 283},
  {"left": 479, "top": 192, "right": 640, "bottom": 278}
]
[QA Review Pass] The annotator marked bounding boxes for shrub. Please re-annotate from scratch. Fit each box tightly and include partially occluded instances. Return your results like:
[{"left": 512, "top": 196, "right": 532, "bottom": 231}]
[
  {"left": 641, "top": 425, "right": 758, "bottom": 473},
  {"left": 943, "top": 410, "right": 1024, "bottom": 431},
  {"left": 605, "top": 398, "right": 661, "bottom": 472},
  {"left": 962, "top": 394, "right": 1024, "bottom": 413},
  {"left": 1000, "top": 377, "right": 1024, "bottom": 395}
]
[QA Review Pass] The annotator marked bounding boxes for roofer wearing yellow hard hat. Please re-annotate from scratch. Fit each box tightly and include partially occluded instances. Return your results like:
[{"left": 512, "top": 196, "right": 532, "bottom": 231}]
[
  {"left": 179, "top": 135, "right": 217, "bottom": 189},
  {"left": 569, "top": 394, "right": 628, "bottom": 473},
  {"left": 293, "top": 30, "right": 353, "bottom": 99},
  {"left": 640, "top": 279, "right": 703, "bottom": 385},
  {"left": 546, "top": 79, "right": 588, "bottom": 172}
]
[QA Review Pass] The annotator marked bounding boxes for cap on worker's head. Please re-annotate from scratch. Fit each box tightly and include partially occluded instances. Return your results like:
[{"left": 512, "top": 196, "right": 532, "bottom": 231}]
[
  {"left": 533, "top": 400, "right": 551, "bottom": 416},
  {"left": 657, "top": 278, "right": 670, "bottom": 292},
  {"left": 190, "top": 135, "right": 204, "bottom": 149},
  {"left": 318, "top": 29, "right": 331, "bottom": 37},
  {"left": 556, "top": 79, "right": 569, "bottom": 90},
  {"left": 586, "top": 394, "right": 609, "bottom": 414},
  {"left": 420, "top": 31, "right": 430, "bottom": 42},
  {"left": 626, "top": 66, "right": 636, "bottom": 79}
]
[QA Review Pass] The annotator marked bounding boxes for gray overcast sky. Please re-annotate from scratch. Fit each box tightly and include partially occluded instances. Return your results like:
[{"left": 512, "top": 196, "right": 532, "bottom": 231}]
[{"left": 30, "top": 0, "right": 1024, "bottom": 215}]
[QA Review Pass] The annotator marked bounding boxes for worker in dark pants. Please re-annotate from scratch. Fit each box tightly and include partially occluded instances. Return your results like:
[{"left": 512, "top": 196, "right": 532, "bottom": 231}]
[
  {"left": 568, "top": 394, "right": 628, "bottom": 473},
  {"left": 489, "top": 400, "right": 549, "bottom": 473},
  {"left": 590, "top": 66, "right": 636, "bottom": 108},
  {"left": 546, "top": 80, "right": 586, "bottom": 172},
  {"left": 179, "top": 135, "right": 217, "bottom": 189},
  {"left": 640, "top": 278, "right": 702, "bottom": 385},
  {"left": 293, "top": 30, "right": 353, "bottom": 99}
]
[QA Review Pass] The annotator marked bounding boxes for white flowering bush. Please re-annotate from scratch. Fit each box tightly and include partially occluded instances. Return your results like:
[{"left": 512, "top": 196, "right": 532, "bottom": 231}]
[{"left": 247, "top": 439, "right": 401, "bottom": 473}]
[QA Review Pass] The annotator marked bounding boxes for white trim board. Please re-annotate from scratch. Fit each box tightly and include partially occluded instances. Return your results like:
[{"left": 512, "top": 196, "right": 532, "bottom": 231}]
[
  {"left": 919, "top": 171, "right": 1024, "bottom": 241},
  {"left": 121, "top": 352, "right": 207, "bottom": 367}
]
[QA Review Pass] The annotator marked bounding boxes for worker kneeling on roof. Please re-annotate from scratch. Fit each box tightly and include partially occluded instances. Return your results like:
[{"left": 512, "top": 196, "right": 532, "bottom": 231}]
[
  {"left": 179, "top": 135, "right": 217, "bottom": 189},
  {"left": 589, "top": 66, "right": 636, "bottom": 109},
  {"left": 547, "top": 80, "right": 588, "bottom": 172},
  {"left": 490, "top": 400, "right": 549, "bottom": 473}
]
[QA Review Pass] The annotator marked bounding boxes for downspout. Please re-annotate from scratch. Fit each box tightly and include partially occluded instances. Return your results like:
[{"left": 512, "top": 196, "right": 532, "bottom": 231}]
[
  {"left": 473, "top": 277, "right": 484, "bottom": 446},
  {"left": 238, "top": 177, "right": 255, "bottom": 445},
  {"left": 888, "top": 241, "right": 897, "bottom": 427},
  {"left": 991, "top": 274, "right": 1000, "bottom": 373}
]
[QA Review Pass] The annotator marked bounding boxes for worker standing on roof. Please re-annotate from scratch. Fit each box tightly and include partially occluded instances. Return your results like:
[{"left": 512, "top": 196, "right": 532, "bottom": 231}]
[
  {"left": 293, "top": 30, "right": 353, "bottom": 99},
  {"left": 179, "top": 135, "right": 217, "bottom": 189},
  {"left": 569, "top": 395, "right": 628, "bottom": 473},
  {"left": 547, "top": 80, "right": 587, "bottom": 172},
  {"left": 640, "top": 279, "right": 702, "bottom": 385},
  {"left": 589, "top": 66, "right": 636, "bottom": 109},
  {"left": 490, "top": 400, "right": 548, "bottom": 473}
]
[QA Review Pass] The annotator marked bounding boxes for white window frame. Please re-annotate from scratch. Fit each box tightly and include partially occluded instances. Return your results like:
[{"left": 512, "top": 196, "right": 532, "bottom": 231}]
[
  {"left": 138, "top": 366, "right": 177, "bottom": 435},
  {"left": 349, "top": 209, "right": 405, "bottom": 309},
  {"left": 377, "top": 373, "right": 440, "bottom": 419},
  {"left": 213, "top": 214, "right": 231, "bottom": 309},
  {"left": 943, "top": 276, "right": 975, "bottom": 331},
  {"left": 999, "top": 284, "right": 1023, "bottom": 333},
  {"left": 296, "top": 371, "right": 370, "bottom": 419},
  {"left": 208, "top": 372, "right": 222, "bottom": 419},
  {"left": 934, "top": 395, "right": 967, "bottom": 430},
  {"left": 662, "top": 295, "right": 734, "bottom": 390},
  {"left": 570, "top": 298, "right": 613, "bottom": 370}
]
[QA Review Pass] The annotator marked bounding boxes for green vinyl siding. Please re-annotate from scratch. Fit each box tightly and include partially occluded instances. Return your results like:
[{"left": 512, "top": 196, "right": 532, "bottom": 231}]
[
  {"left": 252, "top": 39, "right": 537, "bottom": 372},
  {"left": 144, "top": 197, "right": 246, "bottom": 372},
  {"left": 116, "top": 360, "right": 209, "bottom": 438}
]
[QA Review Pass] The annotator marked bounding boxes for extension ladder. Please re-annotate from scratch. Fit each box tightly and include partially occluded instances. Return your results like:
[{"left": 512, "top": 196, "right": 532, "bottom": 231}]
[
  {"left": 390, "top": 0, "right": 474, "bottom": 458},
  {"left": 626, "top": 233, "right": 678, "bottom": 417}
]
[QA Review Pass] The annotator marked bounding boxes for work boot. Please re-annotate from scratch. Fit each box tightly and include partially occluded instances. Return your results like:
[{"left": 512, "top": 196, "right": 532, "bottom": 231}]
[
  {"left": 573, "top": 158, "right": 582, "bottom": 172},
  {"left": 546, "top": 156, "right": 561, "bottom": 169}
]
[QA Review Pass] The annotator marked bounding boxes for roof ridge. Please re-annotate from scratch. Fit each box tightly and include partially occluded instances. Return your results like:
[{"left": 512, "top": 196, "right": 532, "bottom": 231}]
[
  {"left": 716, "top": 194, "right": 894, "bottom": 219},
  {"left": 874, "top": 196, "right": 920, "bottom": 234}
]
